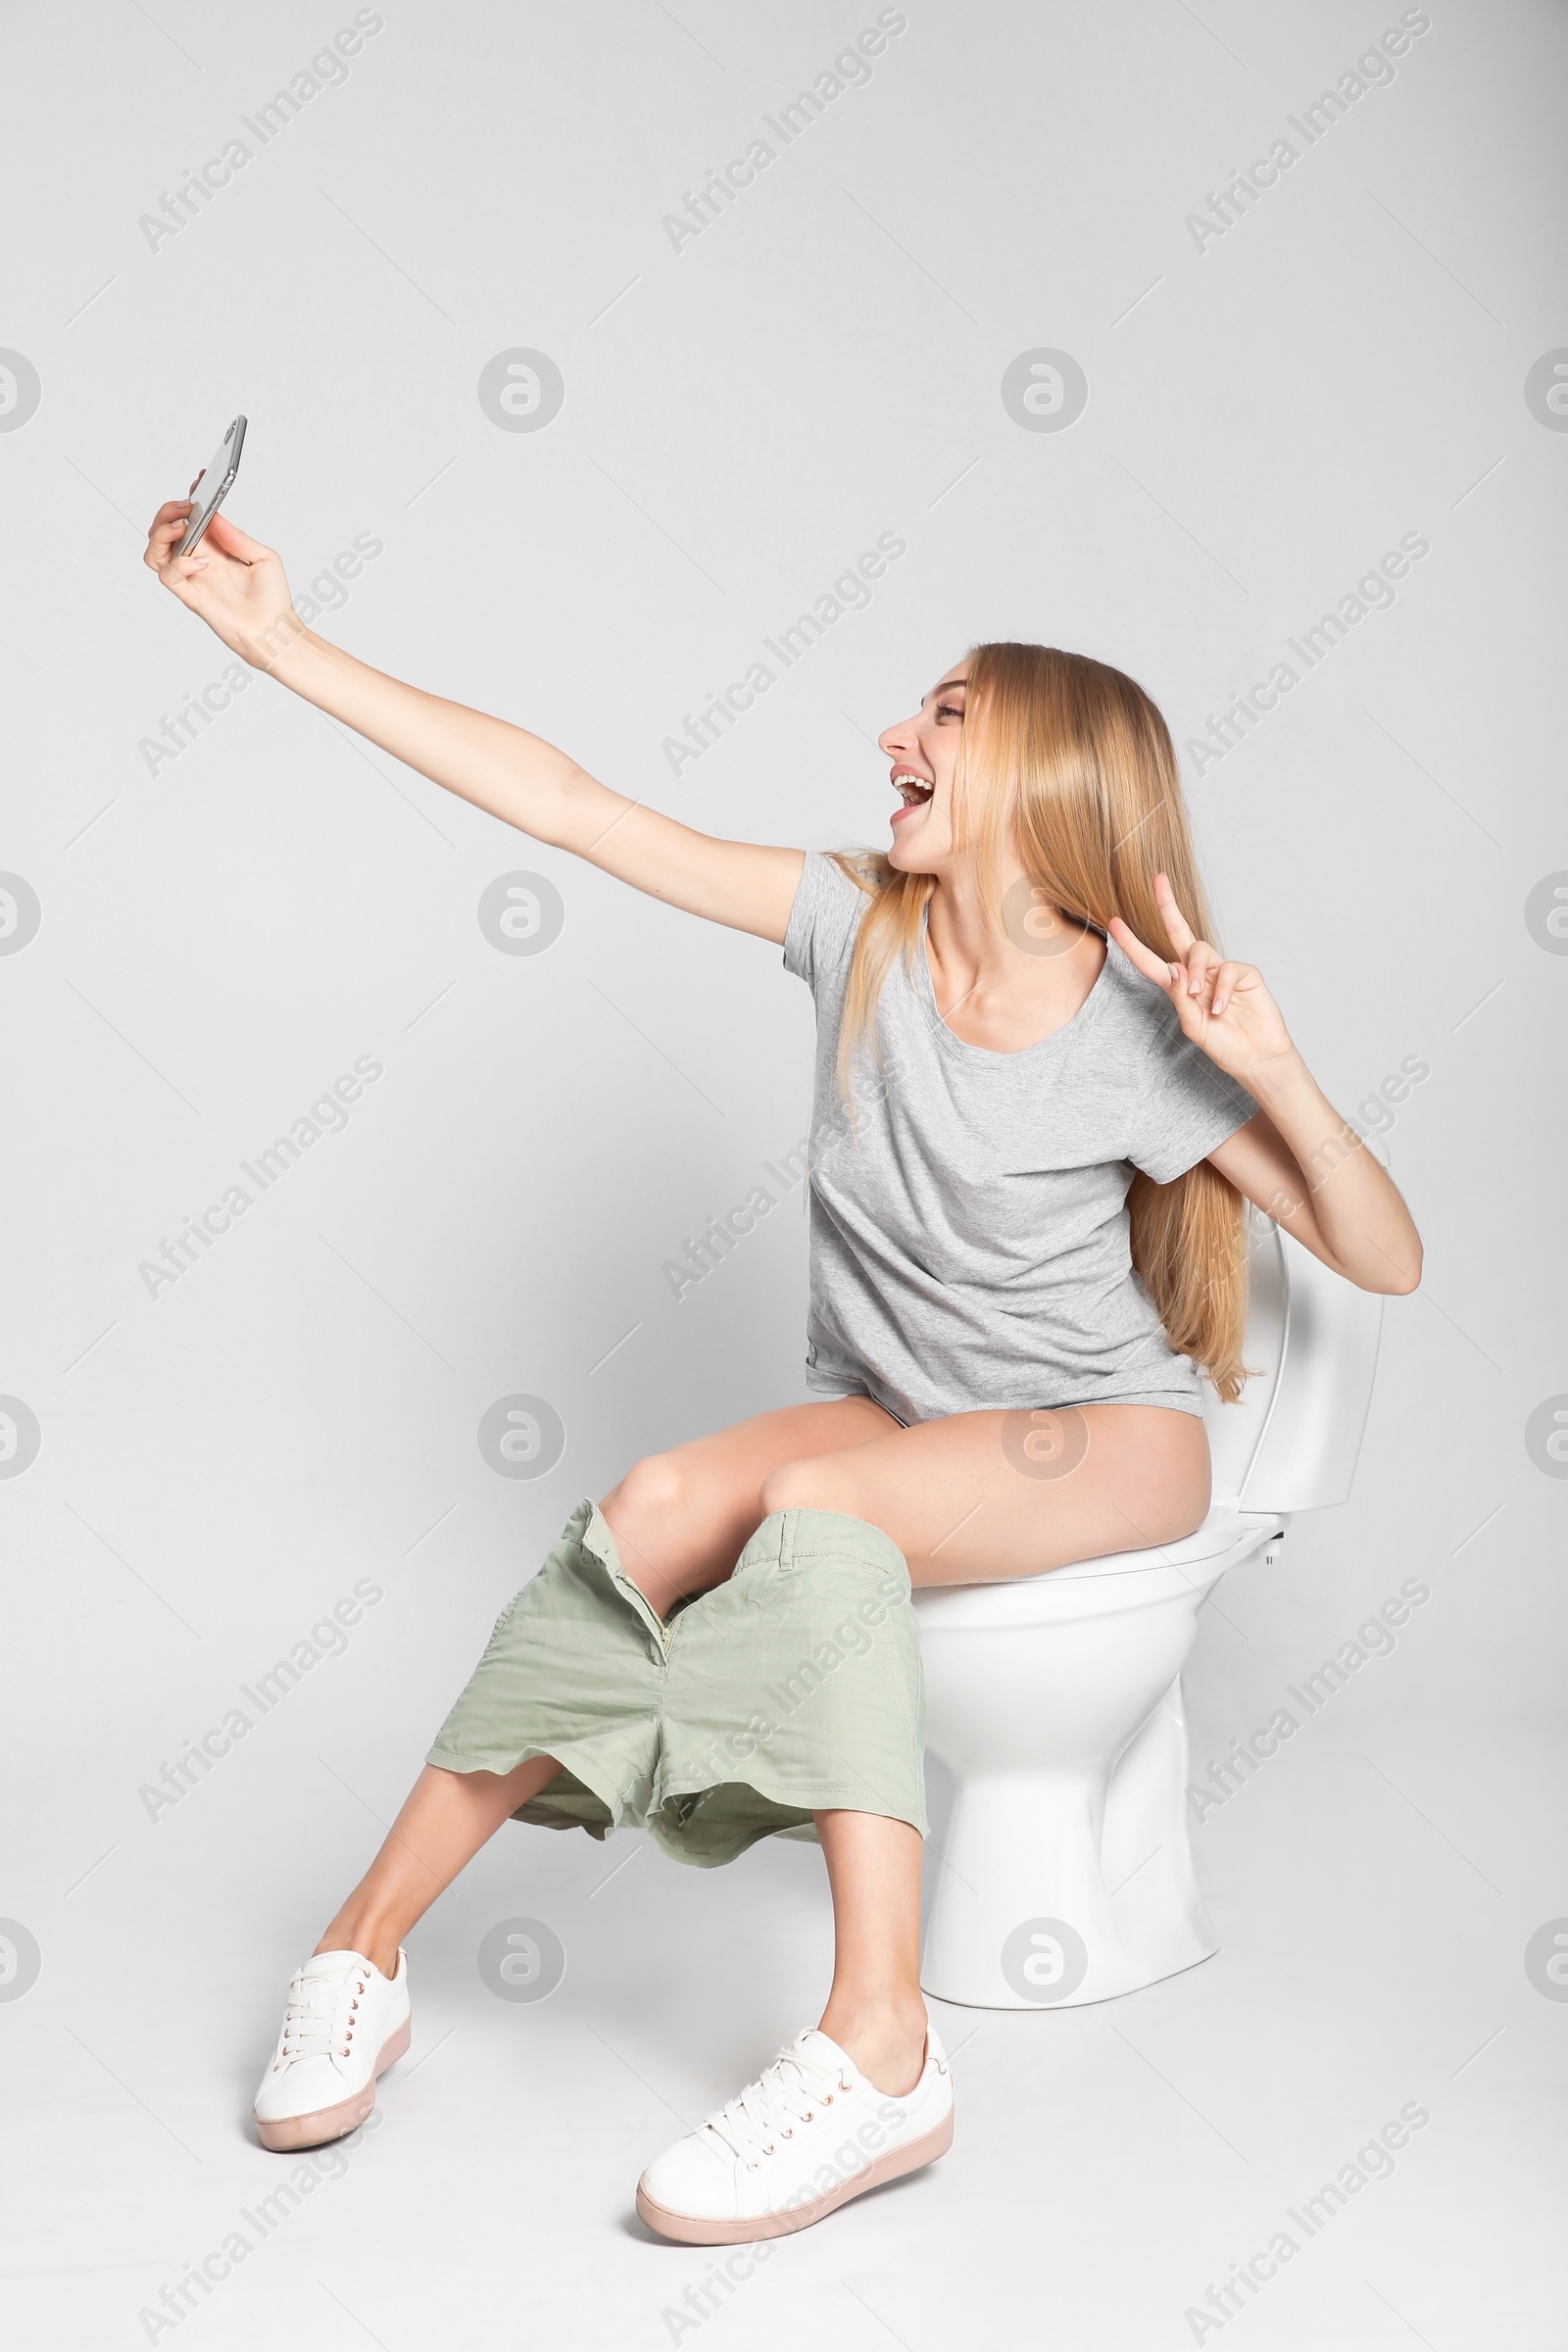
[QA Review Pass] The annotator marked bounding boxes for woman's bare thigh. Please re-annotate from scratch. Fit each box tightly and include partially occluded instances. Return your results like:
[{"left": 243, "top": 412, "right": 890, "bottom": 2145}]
[
  {"left": 602, "top": 1396, "right": 1210, "bottom": 1604},
  {"left": 759, "top": 1404, "right": 1211, "bottom": 1586}
]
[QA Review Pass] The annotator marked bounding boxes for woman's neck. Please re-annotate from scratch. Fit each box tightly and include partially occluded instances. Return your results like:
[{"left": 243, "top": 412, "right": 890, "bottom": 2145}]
[{"left": 923, "top": 870, "right": 1107, "bottom": 1054}]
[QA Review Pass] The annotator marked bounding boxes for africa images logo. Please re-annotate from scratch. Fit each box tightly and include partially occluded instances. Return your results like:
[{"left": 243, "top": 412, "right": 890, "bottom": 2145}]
[{"left": 476, "top": 351, "right": 565, "bottom": 433}]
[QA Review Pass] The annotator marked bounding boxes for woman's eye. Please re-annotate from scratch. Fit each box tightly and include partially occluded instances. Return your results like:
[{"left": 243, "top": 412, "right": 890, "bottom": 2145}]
[{"left": 937, "top": 702, "right": 963, "bottom": 720}]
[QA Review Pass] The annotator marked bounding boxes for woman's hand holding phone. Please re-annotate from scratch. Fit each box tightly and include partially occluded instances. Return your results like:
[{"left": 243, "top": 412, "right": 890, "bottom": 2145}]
[
  {"left": 143, "top": 498, "right": 305, "bottom": 675},
  {"left": 139, "top": 453, "right": 802, "bottom": 943}
]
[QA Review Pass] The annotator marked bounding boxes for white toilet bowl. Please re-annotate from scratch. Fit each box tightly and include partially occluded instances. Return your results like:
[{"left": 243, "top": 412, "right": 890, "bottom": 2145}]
[{"left": 914, "top": 1224, "right": 1384, "bottom": 2010}]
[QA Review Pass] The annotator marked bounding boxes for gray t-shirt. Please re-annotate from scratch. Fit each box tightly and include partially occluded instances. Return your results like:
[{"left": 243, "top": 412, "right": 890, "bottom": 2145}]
[{"left": 783, "top": 853, "right": 1258, "bottom": 1424}]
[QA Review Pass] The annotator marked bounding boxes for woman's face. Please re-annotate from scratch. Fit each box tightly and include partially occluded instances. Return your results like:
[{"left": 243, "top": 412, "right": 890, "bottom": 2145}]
[{"left": 878, "top": 663, "right": 968, "bottom": 874}]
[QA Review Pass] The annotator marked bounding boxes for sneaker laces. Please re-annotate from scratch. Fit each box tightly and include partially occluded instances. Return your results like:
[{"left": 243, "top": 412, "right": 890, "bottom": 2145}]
[
  {"left": 703, "top": 2036, "right": 851, "bottom": 2167},
  {"left": 276, "top": 1961, "right": 368, "bottom": 2068}
]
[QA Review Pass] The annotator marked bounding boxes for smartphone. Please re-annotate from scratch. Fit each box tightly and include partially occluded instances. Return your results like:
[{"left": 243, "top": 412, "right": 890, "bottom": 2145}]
[{"left": 176, "top": 415, "right": 246, "bottom": 556}]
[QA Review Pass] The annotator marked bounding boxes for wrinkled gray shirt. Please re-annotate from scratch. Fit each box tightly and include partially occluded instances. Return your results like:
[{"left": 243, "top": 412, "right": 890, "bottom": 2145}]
[{"left": 784, "top": 854, "right": 1257, "bottom": 1424}]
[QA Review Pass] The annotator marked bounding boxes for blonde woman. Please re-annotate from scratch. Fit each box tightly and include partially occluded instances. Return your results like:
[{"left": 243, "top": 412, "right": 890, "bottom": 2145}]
[{"left": 144, "top": 497, "right": 1422, "bottom": 2244}]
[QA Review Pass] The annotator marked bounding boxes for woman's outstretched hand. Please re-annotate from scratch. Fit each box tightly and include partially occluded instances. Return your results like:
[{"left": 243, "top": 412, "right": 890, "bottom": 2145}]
[
  {"left": 143, "top": 495, "right": 305, "bottom": 673},
  {"left": 1108, "top": 874, "right": 1296, "bottom": 1086}
]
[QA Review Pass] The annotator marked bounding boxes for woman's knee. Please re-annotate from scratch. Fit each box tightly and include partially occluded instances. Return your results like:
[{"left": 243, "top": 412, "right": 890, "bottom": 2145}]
[
  {"left": 759, "top": 1454, "right": 854, "bottom": 1517},
  {"left": 601, "top": 1449, "right": 689, "bottom": 1545}
]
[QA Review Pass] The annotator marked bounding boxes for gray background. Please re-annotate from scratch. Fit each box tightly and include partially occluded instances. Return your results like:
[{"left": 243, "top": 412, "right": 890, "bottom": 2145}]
[{"left": 1, "top": 2, "right": 1563, "bottom": 2345}]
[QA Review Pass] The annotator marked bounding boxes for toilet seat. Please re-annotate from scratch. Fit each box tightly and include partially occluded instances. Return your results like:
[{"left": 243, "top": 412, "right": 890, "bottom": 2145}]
[{"left": 913, "top": 1503, "right": 1285, "bottom": 1627}]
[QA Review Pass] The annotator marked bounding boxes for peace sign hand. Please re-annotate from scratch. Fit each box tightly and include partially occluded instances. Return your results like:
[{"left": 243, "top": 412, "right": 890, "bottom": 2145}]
[{"left": 1107, "top": 874, "right": 1296, "bottom": 1086}]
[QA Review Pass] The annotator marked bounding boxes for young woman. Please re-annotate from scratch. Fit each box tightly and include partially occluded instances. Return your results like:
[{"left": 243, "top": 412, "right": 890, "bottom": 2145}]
[{"left": 144, "top": 497, "right": 1421, "bottom": 2244}]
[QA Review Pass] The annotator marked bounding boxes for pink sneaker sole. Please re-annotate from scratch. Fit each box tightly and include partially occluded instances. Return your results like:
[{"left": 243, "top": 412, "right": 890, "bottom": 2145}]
[
  {"left": 254, "top": 2016, "right": 412, "bottom": 2152},
  {"left": 635, "top": 2106, "right": 954, "bottom": 2244}
]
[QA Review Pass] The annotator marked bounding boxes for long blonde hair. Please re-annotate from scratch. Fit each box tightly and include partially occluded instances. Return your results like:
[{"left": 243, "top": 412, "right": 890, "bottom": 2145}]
[{"left": 830, "top": 641, "right": 1250, "bottom": 1401}]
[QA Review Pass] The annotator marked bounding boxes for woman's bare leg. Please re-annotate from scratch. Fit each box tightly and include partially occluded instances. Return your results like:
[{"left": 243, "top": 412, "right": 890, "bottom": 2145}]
[
  {"left": 601, "top": 1395, "right": 896, "bottom": 1612},
  {"left": 815, "top": 1810, "right": 928, "bottom": 2095},
  {"left": 760, "top": 1402, "right": 1212, "bottom": 1586},
  {"left": 309, "top": 1399, "right": 1200, "bottom": 1985},
  {"left": 313, "top": 1756, "right": 561, "bottom": 1976},
  {"left": 603, "top": 1397, "right": 1209, "bottom": 1606},
  {"left": 302, "top": 1404, "right": 889, "bottom": 1976},
  {"left": 597, "top": 1399, "right": 1207, "bottom": 2099}
]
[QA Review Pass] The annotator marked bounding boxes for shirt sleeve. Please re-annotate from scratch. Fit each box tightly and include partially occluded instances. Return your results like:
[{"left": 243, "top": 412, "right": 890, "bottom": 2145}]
[
  {"left": 782, "top": 852, "right": 871, "bottom": 993},
  {"left": 1126, "top": 1000, "right": 1259, "bottom": 1183}
]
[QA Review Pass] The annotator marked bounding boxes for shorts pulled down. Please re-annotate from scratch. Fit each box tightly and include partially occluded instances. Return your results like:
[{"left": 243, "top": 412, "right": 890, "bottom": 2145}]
[{"left": 425, "top": 1499, "right": 928, "bottom": 1867}]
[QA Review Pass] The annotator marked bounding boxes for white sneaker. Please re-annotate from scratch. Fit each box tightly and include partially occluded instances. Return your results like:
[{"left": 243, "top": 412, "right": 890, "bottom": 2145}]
[
  {"left": 252, "top": 1947, "right": 411, "bottom": 2152},
  {"left": 636, "top": 2026, "right": 953, "bottom": 2243}
]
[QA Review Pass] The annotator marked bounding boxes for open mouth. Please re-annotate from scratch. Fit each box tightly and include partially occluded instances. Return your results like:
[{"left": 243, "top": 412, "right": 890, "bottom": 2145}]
[{"left": 891, "top": 768, "right": 934, "bottom": 811}]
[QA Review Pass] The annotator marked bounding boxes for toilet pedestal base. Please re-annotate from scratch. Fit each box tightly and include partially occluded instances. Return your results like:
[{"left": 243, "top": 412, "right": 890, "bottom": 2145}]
[{"left": 920, "top": 1677, "right": 1216, "bottom": 2009}]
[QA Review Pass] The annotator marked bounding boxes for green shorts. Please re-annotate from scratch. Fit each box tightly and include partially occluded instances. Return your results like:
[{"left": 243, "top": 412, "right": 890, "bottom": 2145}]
[{"left": 425, "top": 1498, "right": 927, "bottom": 1867}]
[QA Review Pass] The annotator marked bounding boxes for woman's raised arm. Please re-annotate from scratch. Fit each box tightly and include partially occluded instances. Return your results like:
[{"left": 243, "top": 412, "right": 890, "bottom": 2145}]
[
  {"left": 1109, "top": 877, "right": 1423, "bottom": 1297},
  {"left": 143, "top": 500, "right": 804, "bottom": 944}
]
